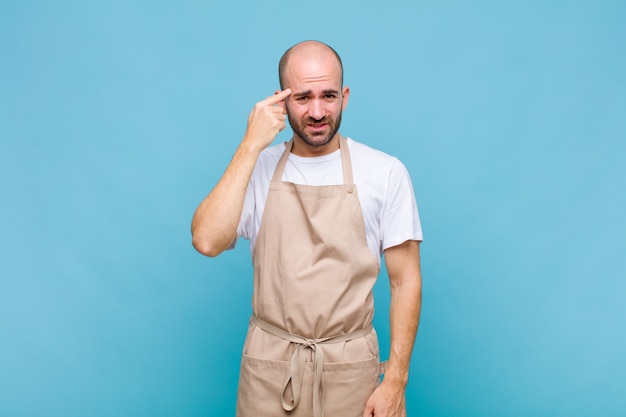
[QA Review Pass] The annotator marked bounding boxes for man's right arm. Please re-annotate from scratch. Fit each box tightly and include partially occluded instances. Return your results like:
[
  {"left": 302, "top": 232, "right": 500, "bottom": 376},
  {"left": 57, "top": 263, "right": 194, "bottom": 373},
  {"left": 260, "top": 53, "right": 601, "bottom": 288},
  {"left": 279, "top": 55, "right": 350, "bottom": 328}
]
[{"left": 191, "top": 89, "right": 292, "bottom": 257}]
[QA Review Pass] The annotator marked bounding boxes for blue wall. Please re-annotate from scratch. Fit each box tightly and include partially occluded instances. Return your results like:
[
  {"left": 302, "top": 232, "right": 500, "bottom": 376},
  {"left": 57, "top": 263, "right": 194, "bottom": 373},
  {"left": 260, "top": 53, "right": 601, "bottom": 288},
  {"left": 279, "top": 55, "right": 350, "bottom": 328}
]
[{"left": 1, "top": 1, "right": 624, "bottom": 416}]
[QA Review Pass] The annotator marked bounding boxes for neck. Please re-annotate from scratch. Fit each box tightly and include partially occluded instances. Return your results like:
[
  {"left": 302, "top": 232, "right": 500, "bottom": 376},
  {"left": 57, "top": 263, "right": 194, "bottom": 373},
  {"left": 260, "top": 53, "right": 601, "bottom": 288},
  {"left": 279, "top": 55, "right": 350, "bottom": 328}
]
[{"left": 290, "top": 133, "right": 341, "bottom": 157}]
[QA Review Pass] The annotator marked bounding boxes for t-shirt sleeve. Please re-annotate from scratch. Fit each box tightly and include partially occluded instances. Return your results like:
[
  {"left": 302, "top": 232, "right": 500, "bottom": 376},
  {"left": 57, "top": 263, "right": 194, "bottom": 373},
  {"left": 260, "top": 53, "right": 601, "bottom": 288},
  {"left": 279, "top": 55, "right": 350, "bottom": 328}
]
[{"left": 381, "top": 158, "right": 423, "bottom": 250}]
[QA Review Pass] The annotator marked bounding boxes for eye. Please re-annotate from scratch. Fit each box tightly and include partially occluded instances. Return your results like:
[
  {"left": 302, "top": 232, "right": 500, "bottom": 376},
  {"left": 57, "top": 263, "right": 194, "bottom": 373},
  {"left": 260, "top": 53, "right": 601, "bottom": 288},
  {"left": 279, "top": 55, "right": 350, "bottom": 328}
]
[
  {"left": 295, "top": 96, "right": 309, "bottom": 102},
  {"left": 324, "top": 94, "right": 337, "bottom": 99}
]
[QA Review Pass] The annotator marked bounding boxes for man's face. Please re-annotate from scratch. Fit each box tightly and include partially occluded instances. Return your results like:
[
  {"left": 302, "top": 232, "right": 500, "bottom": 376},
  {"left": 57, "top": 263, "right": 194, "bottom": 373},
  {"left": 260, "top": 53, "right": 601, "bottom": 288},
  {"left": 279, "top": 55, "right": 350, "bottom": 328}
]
[{"left": 283, "top": 54, "right": 350, "bottom": 148}]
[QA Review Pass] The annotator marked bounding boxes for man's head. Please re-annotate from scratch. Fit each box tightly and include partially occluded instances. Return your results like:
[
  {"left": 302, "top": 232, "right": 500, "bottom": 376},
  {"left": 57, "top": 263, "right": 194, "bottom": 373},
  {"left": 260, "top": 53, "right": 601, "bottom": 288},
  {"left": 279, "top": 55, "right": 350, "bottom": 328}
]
[
  {"left": 278, "top": 41, "right": 350, "bottom": 150},
  {"left": 279, "top": 41, "right": 344, "bottom": 90}
]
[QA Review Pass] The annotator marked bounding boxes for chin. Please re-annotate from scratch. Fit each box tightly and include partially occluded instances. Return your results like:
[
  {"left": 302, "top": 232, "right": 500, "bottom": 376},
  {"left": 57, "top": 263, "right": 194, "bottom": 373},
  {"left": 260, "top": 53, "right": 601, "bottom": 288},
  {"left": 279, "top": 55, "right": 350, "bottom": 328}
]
[{"left": 305, "top": 135, "right": 333, "bottom": 147}]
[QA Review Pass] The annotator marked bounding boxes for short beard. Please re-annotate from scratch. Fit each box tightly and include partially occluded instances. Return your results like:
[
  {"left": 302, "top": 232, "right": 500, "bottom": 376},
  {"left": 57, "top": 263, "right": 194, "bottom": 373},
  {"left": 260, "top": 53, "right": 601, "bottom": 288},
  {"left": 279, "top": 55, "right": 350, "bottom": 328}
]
[{"left": 288, "top": 112, "right": 342, "bottom": 147}]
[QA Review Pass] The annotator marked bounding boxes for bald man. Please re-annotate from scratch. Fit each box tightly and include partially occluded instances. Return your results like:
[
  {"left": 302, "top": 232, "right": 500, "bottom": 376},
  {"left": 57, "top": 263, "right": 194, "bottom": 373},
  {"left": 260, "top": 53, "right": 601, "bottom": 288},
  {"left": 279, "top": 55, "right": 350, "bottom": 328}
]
[{"left": 192, "top": 41, "right": 422, "bottom": 417}]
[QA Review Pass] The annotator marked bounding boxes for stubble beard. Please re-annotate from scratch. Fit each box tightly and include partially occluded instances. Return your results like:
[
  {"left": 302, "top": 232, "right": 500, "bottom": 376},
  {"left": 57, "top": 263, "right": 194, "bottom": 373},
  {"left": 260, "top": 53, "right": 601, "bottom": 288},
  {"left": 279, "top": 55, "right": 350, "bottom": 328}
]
[{"left": 288, "top": 112, "right": 342, "bottom": 148}]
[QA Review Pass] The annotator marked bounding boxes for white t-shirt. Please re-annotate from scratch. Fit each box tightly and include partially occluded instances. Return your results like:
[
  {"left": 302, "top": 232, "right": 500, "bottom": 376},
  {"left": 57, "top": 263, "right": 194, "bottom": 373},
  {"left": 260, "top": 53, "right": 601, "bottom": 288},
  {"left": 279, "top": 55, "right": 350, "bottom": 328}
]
[{"left": 235, "top": 137, "right": 422, "bottom": 264}]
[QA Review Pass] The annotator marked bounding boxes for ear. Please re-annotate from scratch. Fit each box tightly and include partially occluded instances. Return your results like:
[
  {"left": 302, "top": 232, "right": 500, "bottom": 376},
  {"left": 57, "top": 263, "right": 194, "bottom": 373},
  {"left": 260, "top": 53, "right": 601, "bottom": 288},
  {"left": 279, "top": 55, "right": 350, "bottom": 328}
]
[{"left": 341, "top": 86, "right": 350, "bottom": 111}]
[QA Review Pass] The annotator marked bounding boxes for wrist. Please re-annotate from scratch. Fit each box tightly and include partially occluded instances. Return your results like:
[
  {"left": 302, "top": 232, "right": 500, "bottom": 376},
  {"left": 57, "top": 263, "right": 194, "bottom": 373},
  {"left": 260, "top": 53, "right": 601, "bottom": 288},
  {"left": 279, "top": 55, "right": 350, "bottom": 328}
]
[
  {"left": 382, "top": 367, "right": 409, "bottom": 388},
  {"left": 239, "top": 135, "right": 266, "bottom": 156},
  {"left": 382, "top": 376, "right": 408, "bottom": 389}
]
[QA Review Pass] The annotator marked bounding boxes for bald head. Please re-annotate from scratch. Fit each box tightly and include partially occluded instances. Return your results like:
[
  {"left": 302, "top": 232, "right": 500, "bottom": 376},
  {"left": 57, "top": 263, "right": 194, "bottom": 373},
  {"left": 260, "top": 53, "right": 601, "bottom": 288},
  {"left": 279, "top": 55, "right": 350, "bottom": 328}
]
[{"left": 278, "top": 41, "right": 344, "bottom": 90}]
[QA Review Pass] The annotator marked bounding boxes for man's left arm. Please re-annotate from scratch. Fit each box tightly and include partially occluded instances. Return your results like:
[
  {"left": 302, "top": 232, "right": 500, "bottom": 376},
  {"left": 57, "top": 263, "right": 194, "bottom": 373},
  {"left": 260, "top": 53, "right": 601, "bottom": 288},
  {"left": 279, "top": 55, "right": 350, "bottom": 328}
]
[{"left": 363, "top": 239, "right": 422, "bottom": 417}]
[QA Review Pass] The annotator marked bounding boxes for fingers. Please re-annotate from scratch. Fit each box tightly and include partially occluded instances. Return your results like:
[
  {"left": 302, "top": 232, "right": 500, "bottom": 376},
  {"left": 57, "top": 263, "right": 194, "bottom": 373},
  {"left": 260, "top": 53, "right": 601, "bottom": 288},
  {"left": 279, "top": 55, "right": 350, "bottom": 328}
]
[
  {"left": 261, "top": 88, "right": 292, "bottom": 106},
  {"left": 244, "top": 88, "right": 291, "bottom": 148}
]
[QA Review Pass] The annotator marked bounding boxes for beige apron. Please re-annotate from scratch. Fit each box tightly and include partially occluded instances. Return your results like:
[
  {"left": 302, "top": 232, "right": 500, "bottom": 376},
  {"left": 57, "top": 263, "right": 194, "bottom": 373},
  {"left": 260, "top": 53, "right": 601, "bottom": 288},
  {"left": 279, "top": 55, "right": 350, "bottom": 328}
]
[{"left": 236, "top": 136, "right": 383, "bottom": 417}]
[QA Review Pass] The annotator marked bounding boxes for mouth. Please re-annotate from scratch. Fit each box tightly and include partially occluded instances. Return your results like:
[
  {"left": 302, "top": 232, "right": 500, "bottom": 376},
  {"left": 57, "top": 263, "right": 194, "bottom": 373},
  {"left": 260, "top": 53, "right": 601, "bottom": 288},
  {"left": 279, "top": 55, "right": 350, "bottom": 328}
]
[{"left": 307, "top": 122, "right": 328, "bottom": 131}]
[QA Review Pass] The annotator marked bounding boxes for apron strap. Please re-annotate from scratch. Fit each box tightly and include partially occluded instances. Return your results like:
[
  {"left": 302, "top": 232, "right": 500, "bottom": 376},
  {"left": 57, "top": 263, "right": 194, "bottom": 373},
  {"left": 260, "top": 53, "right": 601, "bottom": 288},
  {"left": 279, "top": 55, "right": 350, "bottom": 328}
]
[
  {"left": 338, "top": 135, "right": 354, "bottom": 185},
  {"left": 272, "top": 140, "right": 293, "bottom": 182},
  {"left": 271, "top": 135, "right": 354, "bottom": 185},
  {"left": 250, "top": 315, "right": 372, "bottom": 417}
]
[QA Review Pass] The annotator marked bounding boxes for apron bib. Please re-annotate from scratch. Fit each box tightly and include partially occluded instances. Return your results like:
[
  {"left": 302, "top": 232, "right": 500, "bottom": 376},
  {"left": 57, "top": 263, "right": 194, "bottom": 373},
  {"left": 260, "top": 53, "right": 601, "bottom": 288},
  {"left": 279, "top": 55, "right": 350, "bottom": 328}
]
[{"left": 236, "top": 136, "right": 382, "bottom": 417}]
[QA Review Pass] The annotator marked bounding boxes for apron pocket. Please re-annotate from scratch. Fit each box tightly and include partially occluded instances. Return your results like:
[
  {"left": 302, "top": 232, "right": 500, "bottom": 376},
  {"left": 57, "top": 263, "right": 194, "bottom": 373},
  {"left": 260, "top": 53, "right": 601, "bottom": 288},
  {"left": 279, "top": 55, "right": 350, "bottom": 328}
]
[
  {"left": 322, "top": 356, "right": 381, "bottom": 417},
  {"left": 236, "top": 354, "right": 313, "bottom": 417}
]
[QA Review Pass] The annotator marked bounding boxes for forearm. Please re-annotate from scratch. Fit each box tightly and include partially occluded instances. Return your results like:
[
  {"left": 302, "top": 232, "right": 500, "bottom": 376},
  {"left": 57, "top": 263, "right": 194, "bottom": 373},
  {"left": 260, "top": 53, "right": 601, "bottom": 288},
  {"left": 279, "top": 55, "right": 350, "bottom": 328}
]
[
  {"left": 386, "top": 275, "right": 421, "bottom": 386},
  {"left": 191, "top": 139, "right": 261, "bottom": 257},
  {"left": 383, "top": 240, "right": 422, "bottom": 387}
]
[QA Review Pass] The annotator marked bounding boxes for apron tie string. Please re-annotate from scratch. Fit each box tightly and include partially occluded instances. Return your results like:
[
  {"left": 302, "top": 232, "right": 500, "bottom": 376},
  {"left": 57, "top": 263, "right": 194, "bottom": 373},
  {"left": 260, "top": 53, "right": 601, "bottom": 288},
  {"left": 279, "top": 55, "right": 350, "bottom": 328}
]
[{"left": 250, "top": 315, "right": 372, "bottom": 417}]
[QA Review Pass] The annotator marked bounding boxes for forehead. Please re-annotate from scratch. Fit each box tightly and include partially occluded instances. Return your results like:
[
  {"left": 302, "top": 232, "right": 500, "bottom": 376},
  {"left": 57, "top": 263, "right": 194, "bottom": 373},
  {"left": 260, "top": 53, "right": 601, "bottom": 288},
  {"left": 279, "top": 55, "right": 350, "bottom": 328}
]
[{"left": 283, "top": 48, "right": 342, "bottom": 91}]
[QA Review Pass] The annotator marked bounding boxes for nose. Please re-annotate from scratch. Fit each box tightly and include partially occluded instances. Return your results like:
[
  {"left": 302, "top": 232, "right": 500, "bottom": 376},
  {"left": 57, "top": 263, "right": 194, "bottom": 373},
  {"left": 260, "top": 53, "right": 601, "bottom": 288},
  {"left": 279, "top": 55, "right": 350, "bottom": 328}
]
[{"left": 308, "top": 99, "right": 325, "bottom": 120}]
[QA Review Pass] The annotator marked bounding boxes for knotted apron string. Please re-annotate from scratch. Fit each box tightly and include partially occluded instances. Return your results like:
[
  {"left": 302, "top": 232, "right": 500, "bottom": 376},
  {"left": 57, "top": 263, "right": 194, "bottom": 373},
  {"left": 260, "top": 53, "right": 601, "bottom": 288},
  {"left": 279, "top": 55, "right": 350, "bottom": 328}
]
[{"left": 250, "top": 315, "right": 373, "bottom": 417}]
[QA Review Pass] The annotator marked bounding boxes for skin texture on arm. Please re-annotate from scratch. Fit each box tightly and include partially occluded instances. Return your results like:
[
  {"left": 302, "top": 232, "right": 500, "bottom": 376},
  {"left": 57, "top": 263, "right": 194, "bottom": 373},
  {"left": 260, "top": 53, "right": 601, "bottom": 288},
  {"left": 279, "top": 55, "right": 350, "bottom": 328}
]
[
  {"left": 191, "top": 89, "right": 291, "bottom": 257},
  {"left": 363, "top": 239, "right": 422, "bottom": 417}
]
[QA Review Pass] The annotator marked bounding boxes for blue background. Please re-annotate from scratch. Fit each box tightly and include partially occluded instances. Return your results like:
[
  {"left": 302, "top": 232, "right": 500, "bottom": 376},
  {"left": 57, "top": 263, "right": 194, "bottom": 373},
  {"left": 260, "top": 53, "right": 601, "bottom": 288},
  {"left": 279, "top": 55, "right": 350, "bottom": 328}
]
[{"left": 1, "top": 1, "right": 625, "bottom": 416}]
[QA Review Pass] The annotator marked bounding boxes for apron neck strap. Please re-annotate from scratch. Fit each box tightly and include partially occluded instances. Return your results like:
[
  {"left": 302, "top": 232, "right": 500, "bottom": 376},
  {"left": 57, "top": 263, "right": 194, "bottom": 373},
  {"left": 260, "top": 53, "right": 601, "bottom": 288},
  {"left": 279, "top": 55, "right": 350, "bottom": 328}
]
[{"left": 272, "top": 135, "right": 354, "bottom": 184}]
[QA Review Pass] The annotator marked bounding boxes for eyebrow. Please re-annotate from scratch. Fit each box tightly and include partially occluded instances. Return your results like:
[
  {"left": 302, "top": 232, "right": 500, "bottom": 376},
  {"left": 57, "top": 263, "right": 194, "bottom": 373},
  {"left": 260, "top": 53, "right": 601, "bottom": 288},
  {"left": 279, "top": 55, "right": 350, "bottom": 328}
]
[{"left": 292, "top": 89, "right": 340, "bottom": 97}]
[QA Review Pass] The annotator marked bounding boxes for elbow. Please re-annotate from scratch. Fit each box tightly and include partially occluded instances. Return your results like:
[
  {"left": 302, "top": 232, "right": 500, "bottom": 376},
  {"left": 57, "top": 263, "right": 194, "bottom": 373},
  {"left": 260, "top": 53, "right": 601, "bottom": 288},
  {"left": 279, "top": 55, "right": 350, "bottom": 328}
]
[
  {"left": 192, "top": 230, "right": 235, "bottom": 257},
  {"left": 192, "top": 235, "right": 223, "bottom": 258},
  {"left": 191, "top": 219, "right": 236, "bottom": 257}
]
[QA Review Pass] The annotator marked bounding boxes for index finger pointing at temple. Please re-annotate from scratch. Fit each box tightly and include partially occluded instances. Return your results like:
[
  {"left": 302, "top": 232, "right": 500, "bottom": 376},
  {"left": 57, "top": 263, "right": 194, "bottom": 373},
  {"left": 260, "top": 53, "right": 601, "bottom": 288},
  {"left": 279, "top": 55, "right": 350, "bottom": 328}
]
[{"left": 264, "top": 88, "right": 292, "bottom": 105}]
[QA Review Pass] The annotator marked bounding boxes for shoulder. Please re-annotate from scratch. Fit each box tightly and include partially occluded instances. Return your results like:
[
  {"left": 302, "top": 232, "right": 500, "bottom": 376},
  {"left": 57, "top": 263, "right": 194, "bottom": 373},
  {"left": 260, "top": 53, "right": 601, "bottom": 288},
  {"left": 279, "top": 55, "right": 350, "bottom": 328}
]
[
  {"left": 346, "top": 137, "right": 394, "bottom": 160},
  {"left": 346, "top": 137, "right": 409, "bottom": 179}
]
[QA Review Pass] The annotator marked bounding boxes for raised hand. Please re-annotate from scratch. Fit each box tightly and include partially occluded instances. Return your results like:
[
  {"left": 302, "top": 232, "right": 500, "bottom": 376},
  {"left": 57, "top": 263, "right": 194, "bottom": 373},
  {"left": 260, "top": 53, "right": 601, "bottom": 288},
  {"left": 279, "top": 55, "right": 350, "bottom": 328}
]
[{"left": 243, "top": 88, "right": 292, "bottom": 152}]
